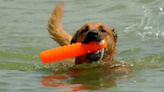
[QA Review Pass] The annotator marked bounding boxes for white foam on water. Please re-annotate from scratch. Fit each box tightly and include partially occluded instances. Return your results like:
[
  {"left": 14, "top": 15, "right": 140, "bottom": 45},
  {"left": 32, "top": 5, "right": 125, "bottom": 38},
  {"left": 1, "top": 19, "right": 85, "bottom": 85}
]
[{"left": 124, "top": 6, "right": 164, "bottom": 40}]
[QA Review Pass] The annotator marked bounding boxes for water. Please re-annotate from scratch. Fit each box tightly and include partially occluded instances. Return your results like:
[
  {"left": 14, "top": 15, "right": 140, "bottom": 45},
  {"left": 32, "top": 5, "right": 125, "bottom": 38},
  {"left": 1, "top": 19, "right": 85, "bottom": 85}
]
[{"left": 0, "top": 0, "right": 164, "bottom": 92}]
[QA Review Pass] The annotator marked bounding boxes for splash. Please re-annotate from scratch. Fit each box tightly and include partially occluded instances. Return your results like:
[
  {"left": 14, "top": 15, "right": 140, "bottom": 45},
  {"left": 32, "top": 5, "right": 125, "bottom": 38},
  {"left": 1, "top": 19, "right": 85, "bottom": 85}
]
[{"left": 124, "top": 6, "right": 164, "bottom": 40}]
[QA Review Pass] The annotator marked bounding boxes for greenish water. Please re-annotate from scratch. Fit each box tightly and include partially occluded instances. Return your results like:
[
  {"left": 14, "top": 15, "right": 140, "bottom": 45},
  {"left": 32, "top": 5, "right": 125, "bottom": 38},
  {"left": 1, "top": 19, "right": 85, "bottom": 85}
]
[{"left": 0, "top": 0, "right": 164, "bottom": 92}]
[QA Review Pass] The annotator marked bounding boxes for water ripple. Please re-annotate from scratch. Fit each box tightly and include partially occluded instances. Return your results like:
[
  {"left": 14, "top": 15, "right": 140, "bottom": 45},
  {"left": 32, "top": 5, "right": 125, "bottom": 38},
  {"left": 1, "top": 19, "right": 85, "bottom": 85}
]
[{"left": 124, "top": 6, "right": 164, "bottom": 40}]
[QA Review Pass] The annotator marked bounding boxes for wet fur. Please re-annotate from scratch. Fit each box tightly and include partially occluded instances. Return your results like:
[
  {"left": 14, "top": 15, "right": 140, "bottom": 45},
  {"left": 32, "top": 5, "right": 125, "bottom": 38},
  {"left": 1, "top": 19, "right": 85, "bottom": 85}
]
[
  {"left": 48, "top": 4, "right": 128, "bottom": 73},
  {"left": 71, "top": 23, "right": 117, "bottom": 65}
]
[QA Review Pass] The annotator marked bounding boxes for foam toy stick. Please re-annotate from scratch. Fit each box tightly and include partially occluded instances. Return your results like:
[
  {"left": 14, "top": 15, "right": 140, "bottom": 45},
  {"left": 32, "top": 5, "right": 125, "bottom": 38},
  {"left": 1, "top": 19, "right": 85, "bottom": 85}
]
[{"left": 40, "top": 40, "right": 107, "bottom": 64}]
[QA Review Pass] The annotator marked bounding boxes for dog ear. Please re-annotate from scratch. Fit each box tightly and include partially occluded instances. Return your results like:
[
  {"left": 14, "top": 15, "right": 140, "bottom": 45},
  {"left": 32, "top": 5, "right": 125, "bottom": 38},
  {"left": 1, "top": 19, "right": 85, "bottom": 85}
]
[
  {"left": 71, "top": 31, "right": 78, "bottom": 44},
  {"left": 112, "top": 28, "right": 117, "bottom": 42}
]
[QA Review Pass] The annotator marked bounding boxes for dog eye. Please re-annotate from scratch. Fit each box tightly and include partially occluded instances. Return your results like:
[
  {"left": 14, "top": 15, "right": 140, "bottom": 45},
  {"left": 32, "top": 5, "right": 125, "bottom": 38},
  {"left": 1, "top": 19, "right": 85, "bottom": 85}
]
[
  {"left": 99, "top": 26, "right": 106, "bottom": 32},
  {"left": 100, "top": 29, "right": 106, "bottom": 32}
]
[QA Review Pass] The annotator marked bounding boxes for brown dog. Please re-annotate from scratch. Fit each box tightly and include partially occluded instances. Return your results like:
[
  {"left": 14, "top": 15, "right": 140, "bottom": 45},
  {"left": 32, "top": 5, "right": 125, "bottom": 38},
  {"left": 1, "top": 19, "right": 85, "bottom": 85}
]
[
  {"left": 70, "top": 23, "right": 117, "bottom": 65},
  {"left": 48, "top": 4, "right": 128, "bottom": 73}
]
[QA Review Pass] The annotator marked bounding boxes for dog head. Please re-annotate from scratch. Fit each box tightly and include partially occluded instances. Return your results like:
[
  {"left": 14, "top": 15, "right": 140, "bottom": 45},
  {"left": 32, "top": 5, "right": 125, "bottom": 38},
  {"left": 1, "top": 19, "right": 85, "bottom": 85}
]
[{"left": 71, "top": 22, "right": 117, "bottom": 64}]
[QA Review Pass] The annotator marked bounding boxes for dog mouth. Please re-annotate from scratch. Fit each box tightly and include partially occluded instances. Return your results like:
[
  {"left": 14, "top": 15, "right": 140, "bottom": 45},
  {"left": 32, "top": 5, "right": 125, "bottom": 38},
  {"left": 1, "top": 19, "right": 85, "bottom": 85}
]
[
  {"left": 87, "top": 46, "right": 105, "bottom": 61},
  {"left": 82, "top": 31, "right": 105, "bottom": 62}
]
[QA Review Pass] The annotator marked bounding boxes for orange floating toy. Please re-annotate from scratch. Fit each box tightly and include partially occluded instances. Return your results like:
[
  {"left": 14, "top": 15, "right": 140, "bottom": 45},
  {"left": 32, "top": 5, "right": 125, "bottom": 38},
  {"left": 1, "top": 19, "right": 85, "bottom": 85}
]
[{"left": 40, "top": 40, "right": 107, "bottom": 64}]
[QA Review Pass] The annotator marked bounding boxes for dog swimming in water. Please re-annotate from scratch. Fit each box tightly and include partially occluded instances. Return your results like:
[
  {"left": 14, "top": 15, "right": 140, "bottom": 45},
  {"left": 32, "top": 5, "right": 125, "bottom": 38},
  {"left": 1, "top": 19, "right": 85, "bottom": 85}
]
[{"left": 47, "top": 3, "right": 128, "bottom": 73}]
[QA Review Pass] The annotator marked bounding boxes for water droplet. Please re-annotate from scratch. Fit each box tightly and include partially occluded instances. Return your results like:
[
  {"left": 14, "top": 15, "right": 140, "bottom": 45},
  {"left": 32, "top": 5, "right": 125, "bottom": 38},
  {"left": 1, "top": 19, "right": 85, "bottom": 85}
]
[{"left": 159, "top": 7, "right": 163, "bottom": 12}]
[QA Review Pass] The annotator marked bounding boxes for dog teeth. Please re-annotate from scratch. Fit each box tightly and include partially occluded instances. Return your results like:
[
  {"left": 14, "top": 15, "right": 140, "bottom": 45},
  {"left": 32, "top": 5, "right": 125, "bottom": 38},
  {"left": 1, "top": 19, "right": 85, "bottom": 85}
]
[
  {"left": 96, "top": 49, "right": 101, "bottom": 53},
  {"left": 99, "top": 40, "right": 105, "bottom": 45}
]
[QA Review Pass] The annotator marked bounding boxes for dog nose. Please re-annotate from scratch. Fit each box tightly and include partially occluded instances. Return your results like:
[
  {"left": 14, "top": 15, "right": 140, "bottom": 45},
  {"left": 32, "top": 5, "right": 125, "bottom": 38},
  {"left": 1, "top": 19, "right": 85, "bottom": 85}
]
[
  {"left": 87, "top": 31, "right": 99, "bottom": 37},
  {"left": 82, "top": 30, "right": 102, "bottom": 43}
]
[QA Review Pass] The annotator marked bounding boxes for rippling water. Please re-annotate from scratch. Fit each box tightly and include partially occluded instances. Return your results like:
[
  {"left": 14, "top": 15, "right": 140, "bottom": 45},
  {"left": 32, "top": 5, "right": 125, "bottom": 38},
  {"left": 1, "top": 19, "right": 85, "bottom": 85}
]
[{"left": 0, "top": 0, "right": 164, "bottom": 92}]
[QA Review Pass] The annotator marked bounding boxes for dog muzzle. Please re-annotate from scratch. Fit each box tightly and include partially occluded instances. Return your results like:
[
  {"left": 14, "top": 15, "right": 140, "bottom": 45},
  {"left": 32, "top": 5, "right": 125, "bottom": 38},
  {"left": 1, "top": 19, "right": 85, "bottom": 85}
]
[{"left": 82, "top": 31, "right": 106, "bottom": 62}]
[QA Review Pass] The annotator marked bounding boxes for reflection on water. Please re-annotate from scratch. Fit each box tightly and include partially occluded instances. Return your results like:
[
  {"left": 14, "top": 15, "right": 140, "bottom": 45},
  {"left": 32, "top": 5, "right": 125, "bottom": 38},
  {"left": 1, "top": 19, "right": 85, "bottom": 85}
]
[
  {"left": 41, "top": 67, "right": 118, "bottom": 92},
  {"left": 41, "top": 75, "right": 86, "bottom": 92}
]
